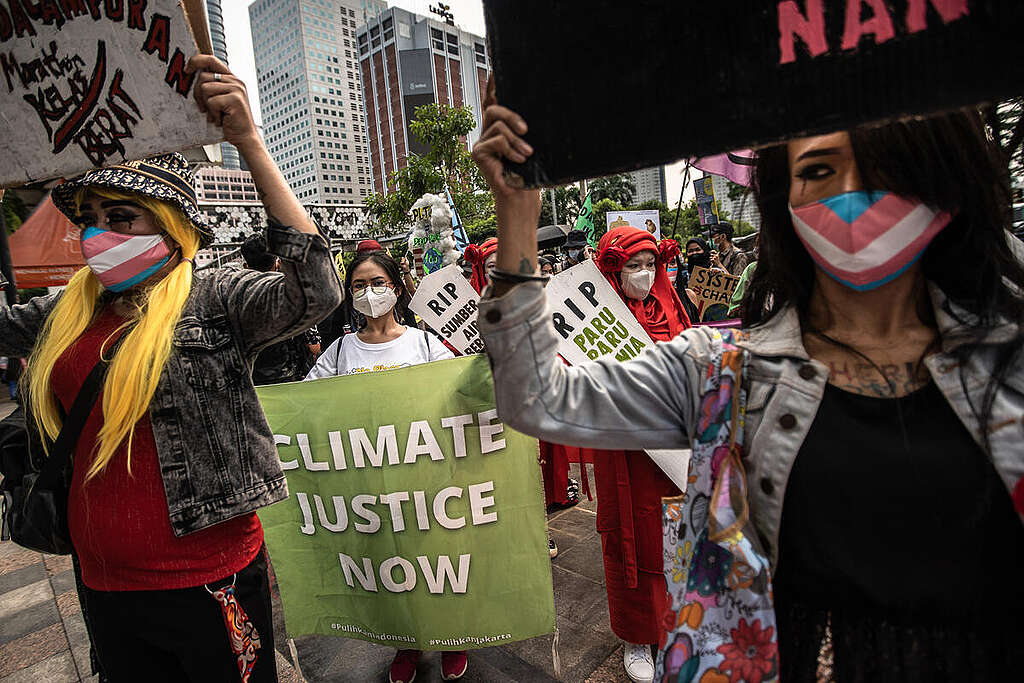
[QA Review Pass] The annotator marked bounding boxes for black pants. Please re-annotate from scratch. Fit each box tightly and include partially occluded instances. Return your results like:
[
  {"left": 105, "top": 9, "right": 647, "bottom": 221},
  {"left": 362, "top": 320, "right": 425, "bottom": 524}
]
[{"left": 80, "top": 548, "right": 278, "bottom": 683}]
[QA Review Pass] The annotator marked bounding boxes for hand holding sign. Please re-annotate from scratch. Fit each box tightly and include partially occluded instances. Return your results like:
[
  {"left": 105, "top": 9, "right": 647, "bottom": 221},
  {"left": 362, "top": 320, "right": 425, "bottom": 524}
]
[
  {"left": 187, "top": 55, "right": 259, "bottom": 149},
  {"left": 471, "top": 79, "right": 543, "bottom": 287}
]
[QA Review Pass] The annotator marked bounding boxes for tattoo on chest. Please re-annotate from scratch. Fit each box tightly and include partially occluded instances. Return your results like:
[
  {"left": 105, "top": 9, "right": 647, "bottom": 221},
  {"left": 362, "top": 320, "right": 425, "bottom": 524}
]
[{"left": 827, "top": 359, "right": 929, "bottom": 398}]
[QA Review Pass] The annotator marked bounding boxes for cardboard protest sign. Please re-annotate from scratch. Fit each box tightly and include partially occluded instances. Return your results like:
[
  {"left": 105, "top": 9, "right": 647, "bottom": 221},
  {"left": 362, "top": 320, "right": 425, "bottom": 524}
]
[
  {"left": 258, "top": 355, "right": 554, "bottom": 648},
  {"left": 409, "top": 264, "right": 483, "bottom": 355},
  {"left": 545, "top": 259, "right": 653, "bottom": 366},
  {"left": 605, "top": 209, "right": 661, "bottom": 240},
  {"left": 544, "top": 260, "right": 690, "bottom": 491},
  {"left": 483, "top": 0, "right": 1024, "bottom": 187},
  {"left": 694, "top": 177, "right": 721, "bottom": 227},
  {"left": 0, "top": 0, "right": 222, "bottom": 186},
  {"left": 688, "top": 266, "right": 741, "bottom": 317}
]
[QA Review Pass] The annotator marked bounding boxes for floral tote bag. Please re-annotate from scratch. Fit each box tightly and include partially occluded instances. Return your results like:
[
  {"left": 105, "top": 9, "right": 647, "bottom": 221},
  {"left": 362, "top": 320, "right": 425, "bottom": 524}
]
[{"left": 656, "top": 329, "right": 779, "bottom": 683}]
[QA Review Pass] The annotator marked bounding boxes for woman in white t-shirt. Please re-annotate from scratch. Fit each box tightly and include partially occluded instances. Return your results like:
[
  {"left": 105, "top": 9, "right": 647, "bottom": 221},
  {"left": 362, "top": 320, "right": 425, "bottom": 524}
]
[
  {"left": 306, "top": 251, "right": 453, "bottom": 379},
  {"left": 303, "top": 250, "right": 460, "bottom": 683}
]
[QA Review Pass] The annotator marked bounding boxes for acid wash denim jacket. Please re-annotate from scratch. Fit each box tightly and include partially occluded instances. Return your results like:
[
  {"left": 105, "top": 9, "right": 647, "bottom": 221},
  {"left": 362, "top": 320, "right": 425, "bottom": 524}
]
[
  {"left": 0, "top": 223, "right": 343, "bottom": 537},
  {"left": 478, "top": 281, "right": 1024, "bottom": 568}
]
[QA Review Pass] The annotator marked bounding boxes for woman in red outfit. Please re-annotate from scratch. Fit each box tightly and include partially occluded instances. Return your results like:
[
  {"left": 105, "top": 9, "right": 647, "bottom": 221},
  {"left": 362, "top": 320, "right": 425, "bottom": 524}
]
[
  {"left": 0, "top": 56, "right": 341, "bottom": 682},
  {"left": 591, "top": 226, "right": 691, "bottom": 682}
]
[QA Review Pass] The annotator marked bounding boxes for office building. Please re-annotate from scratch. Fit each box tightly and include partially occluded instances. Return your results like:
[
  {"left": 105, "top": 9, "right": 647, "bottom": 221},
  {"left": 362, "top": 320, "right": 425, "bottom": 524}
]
[
  {"left": 630, "top": 166, "right": 667, "bottom": 205},
  {"left": 194, "top": 167, "right": 261, "bottom": 203},
  {"left": 708, "top": 174, "right": 761, "bottom": 231},
  {"left": 248, "top": 0, "right": 385, "bottom": 204},
  {"left": 357, "top": 7, "right": 491, "bottom": 194},
  {"left": 207, "top": 0, "right": 241, "bottom": 169}
]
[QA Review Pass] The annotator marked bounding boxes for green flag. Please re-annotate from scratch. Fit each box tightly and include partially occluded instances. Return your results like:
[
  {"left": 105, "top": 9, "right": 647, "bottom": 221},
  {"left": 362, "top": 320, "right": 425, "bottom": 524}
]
[
  {"left": 574, "top": 191, "right": 595, "bottom": 246},
  {"left": 256, "top": 355, "right": 555, "bottom": 650}
]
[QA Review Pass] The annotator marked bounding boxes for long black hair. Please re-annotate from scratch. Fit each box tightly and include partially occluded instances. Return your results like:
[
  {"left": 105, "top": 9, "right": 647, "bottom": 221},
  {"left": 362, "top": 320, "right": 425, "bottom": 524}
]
[
  {"left": 344, "top": 251, "right": 412, "bottom": 327},
  {"left": 744, "top": 110, "right": 1024, "bottom": 452}
]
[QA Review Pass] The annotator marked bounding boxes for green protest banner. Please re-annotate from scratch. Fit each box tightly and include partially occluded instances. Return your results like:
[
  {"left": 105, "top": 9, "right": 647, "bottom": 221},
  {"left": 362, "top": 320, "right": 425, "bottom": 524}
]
[
  {"left": 575, "top": 191, "right": 595, "bottom": 246},
  {"left": 256, "top": 355, "right": 554, "bottom": 650}
]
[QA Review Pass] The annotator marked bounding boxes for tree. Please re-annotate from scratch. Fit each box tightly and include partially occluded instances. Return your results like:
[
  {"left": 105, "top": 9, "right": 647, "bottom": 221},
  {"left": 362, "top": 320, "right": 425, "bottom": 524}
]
[
  {"left": 589, "top": 174, "right": 636, "bottom": 206},
  {"left": 364, "top": 104, "right": 493, "bottom": 235},
  {"left": 2, "top": 190, "right": 27, "bottom": 235},
  {"left": 539, "top": 185, "right": 584, "bottom": 226}
]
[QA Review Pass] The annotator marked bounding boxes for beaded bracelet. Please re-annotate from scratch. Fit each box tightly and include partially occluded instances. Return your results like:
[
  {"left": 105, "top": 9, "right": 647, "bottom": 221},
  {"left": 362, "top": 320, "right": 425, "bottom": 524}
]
[{"left": 488, "top": 268, "right": 551, "bottom": 284}]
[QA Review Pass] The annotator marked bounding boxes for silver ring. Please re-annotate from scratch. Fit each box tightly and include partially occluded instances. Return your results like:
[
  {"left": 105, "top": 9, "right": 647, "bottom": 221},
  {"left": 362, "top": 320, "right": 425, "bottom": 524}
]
[{"left": 214, "top": 73, "right": 222, "bottom": 82}]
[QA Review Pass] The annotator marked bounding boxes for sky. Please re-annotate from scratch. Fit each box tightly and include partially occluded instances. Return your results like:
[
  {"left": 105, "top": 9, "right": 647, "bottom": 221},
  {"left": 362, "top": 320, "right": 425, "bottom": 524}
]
[{"left": 220, "top": 0, "right": 694, "bottom": 204}]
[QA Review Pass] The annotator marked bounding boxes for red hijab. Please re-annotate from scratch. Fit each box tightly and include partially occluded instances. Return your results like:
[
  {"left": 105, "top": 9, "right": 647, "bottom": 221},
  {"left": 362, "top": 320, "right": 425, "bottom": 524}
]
[
  {"left": 464, "top": 237, "right": 498, "bottom": 294},
  {"left": 596, "top": 226, "right": 691, "bottom": 341}
]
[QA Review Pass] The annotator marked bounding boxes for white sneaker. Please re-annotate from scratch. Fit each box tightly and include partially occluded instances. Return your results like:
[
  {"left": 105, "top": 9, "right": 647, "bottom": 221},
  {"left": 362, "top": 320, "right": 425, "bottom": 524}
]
[{"left": 623, "top": 642, "right": 654, "bottom": 683}]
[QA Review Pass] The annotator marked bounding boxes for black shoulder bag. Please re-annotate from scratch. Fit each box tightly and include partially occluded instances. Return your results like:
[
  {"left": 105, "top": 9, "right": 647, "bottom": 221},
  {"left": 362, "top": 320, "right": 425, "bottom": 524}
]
[{"left": 0, "top": 335, "right": 127, "bottom": 555}]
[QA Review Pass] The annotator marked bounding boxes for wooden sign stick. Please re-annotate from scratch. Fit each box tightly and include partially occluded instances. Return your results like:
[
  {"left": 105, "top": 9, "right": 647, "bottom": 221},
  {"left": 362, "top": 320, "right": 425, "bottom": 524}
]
[{"left": 180, "top": 0, "right": 214, "bottom": 55}]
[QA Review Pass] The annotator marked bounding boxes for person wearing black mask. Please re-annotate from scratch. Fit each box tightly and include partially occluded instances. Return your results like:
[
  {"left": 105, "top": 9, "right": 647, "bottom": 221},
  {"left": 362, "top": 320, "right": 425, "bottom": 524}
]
[{"left": 563, "top": 229, "right": 589, "bottom": 267}]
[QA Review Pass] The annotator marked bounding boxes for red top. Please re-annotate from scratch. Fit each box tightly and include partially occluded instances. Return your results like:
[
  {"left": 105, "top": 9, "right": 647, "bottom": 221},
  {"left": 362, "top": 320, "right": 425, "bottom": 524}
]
[
  {"left": 596, "top": 226, "right": 691, "bottom": 341},
  {"left": 54, "top": 308, "right": 263, "bottom": 591}
]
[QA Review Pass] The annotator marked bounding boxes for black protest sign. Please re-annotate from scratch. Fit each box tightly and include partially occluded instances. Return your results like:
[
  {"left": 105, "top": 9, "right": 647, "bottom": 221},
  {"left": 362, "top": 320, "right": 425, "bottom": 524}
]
[
  {"left": 482, "top": 0, "right": 1023, "bottom": 187},
  {"left": 1, "top": 0, "right": 222, "bottom": 186}
]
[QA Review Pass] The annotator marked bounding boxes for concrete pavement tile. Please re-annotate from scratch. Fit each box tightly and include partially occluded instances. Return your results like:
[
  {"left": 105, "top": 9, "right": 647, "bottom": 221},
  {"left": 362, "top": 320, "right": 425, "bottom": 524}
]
[
  {"left": 462, "top": 645, "right": 557, "bottom": 682},
  {"left": 55, "top": 591, "right": 80, "bottom": 618},
  {"left": 547, "top": 508, "right": 598, "bottom": 538},
  {"left": 0, "top": 650, "right": 78, "bottom": 683},
  {"left": 0, "top": 599, "right": 60, "bottom": 645},
  {"left": 42, "top": 555, "right": 72, "bottom": 577},
  {"left": 553, "top": 537, "right": 608, "bottom": 585},
  {"left": 0, "top": 563, "right": 46, "bottom": 595},
  {"left": 551, "top": 564, "right": 607, "bottom": 625},
  {"left": 548, "top": 527, "right": 584, "bottom": 556},
  {"left": 0, "top": 544, "right": 40, "bottom": 576},
  {"left": 49, "top": 569, "right": 76, "bottom": 595},
  {"left": 503, "top": 615, "right": 619, "bottom": 682},
  {"left": 294, "top": 633, "right": 394, "bottom": 683},
  {"left": 61, "top": 612, "right": 90, "bottom": 650},
  {"left": 71, "top": 645, "right": 94, "bottom": 681},
  {"left": 0, "top": 623, "right": 69, "bottom": 678},
  {"left": 580, "top": 590, "right": 614, "bottom": 637},
  {"left": 0, "top": 579, "right": 54, "bottom": 622},
  {"left": 584, "top": 643, "right": 628, "bottom": 682}
]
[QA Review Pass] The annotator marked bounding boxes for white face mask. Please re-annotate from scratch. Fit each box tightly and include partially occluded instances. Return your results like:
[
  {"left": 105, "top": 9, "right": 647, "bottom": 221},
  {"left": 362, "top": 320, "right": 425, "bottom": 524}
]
[
  {"left": 621, "top": 269, "right": 654, "bottom": 300},
  {"left": 352, "top": 286, "right": 398, "bottom": 319}
]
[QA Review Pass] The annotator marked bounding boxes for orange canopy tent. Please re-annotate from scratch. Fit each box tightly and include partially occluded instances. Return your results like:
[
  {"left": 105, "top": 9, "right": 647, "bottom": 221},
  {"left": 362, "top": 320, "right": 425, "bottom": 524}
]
[{"left": 9, "top": 194, "right": 84, "bottom": 288}]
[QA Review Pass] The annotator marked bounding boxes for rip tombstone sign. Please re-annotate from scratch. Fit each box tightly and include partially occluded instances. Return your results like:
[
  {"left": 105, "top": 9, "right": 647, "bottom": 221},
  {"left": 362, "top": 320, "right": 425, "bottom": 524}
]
[
  {"left": 408, "top": 264, "right": 484, "bottom": 356},
  {"left": 545, "top": 259, "right": 654, "bottom": 366},
  {"left": 483, "top": 0, "right": 1024, "bottom": 187},
  {"left": 0, "top": 0, "right": 222, "bottom": 187}
]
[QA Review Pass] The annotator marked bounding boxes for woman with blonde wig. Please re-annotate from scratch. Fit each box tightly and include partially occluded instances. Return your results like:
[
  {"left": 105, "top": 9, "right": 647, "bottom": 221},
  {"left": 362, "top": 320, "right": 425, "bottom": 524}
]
[{"left": 0, "top": 55, "right": 342, "bottom": 681}]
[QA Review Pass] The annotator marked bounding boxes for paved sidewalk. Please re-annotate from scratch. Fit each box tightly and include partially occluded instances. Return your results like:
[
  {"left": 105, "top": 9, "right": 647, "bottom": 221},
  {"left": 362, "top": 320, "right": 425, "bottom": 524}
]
[{"left": 0, "top": 461, "right": 632, "bottom": 682}]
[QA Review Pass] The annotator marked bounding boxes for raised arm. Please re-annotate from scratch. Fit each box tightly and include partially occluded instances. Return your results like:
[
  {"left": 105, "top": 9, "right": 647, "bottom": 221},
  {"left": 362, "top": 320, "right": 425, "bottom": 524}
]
[
  {"left": 469, "top": 78, "right": 543, "bottom": 289},
  {"left": 477, "top": 283, "right": 703, "bottom": 449},
  {"left": 186, "top": 55, "right": 343, "bottom": 352},
  {"left": 471, "top": 87, "right": 703, "bottom": 448}
]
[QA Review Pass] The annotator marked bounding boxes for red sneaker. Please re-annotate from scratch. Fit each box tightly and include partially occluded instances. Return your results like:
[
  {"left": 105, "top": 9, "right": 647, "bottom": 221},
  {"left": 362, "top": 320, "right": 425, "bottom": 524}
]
[
  {"left": 389, "top": 649, "right": 421, "bottom": 683},
  {"left": 441, "top": 650, "right": 468, "bottom": 680}
]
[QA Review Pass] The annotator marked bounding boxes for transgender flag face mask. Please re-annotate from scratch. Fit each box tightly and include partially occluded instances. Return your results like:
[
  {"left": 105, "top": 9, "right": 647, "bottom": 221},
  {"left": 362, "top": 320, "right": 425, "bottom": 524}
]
[
  {"left": 789, "top": 191, "right": 953, "bottom": 292},
  {"left": 79, "top": 226, "right": 172, "bottom": 292}
]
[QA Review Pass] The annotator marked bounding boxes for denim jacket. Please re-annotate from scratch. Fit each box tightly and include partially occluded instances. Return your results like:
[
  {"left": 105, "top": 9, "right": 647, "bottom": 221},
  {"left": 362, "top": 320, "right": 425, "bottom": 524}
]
[
  {"left": 478, "top": 281, "right": 1024, "bottom": 568},
  {"left": 0, "top": 223, "right": 343, "bottom": 536}
]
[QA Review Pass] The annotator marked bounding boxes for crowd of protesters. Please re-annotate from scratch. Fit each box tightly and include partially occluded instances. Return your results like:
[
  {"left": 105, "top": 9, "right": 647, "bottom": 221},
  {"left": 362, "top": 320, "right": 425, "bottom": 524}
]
[{"left": 1, "top": 41, "right": 1022, "bottom": 683}]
